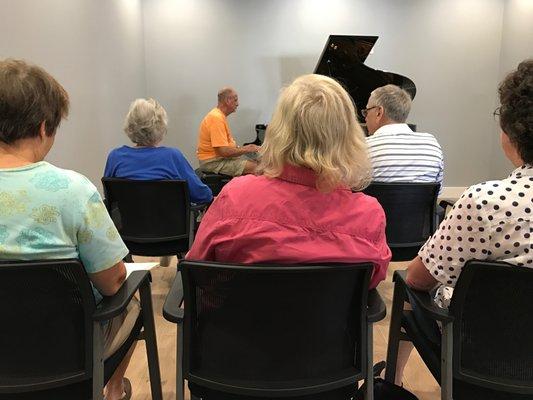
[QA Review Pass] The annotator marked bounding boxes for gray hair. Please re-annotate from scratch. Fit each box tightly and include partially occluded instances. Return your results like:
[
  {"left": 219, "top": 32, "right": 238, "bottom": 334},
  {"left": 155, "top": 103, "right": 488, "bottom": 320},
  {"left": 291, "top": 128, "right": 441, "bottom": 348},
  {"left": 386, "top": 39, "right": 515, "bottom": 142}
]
[
  {"left": 217, "top": 87, "right": 236, "bottom": 103},
  {"left": 123, "top": 98, "right": 168, "bottom": 146},
  {"left": 368, "top": 84, "right": 412, "bottom": 123}
]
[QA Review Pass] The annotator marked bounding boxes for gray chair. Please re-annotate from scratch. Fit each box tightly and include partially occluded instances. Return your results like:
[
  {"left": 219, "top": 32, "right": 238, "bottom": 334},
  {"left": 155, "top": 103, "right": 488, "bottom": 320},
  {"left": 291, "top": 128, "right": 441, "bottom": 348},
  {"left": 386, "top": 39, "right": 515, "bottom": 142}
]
[
  {"left": 363, "top": 182, "right": 440, "bottom": 261},
  {"left": 0, "top": 259, "right": 162, "bottom": 400},
  {"left": 163, "top": 260, "right": 386, "bottom": 400},
  {"left": 385, "top": 261, "right": 533, "bottom": 400},
  {"left": 102, "top": 178, "right": 207, "bottom": 259}
]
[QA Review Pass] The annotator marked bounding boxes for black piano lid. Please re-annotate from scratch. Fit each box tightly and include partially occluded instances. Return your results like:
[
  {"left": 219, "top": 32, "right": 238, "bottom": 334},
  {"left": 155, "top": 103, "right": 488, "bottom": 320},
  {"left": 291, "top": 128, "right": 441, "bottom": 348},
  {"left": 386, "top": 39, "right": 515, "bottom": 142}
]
[{"left": 314, "top": 35, "right": 416, "bottom": 114}]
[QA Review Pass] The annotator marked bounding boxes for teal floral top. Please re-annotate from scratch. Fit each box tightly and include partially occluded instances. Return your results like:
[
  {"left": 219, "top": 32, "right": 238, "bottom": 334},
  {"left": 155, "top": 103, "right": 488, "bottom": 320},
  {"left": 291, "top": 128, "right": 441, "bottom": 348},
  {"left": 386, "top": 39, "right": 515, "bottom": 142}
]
[{"left": 0, "top": 161, "right": 129, "bottom": 302}]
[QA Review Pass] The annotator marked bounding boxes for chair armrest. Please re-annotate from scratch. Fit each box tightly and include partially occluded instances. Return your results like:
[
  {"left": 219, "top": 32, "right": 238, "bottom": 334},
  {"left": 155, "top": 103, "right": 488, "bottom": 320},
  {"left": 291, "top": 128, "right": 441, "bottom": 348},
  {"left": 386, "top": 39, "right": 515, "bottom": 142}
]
[
  {"left": 367, "top": 289, "right": 386, "bottom": 322},
  {"left": 93, "top": 270, "right": 151, "bottom": 321},
  {"left": 393, "top": 270, "right": 453, "bottom": 323},
  {"left": 163, "top": 271, "right": 184, "bottom": 323},
  {"left": 438, "top": 199, "right": 455, "bottom": 209}
]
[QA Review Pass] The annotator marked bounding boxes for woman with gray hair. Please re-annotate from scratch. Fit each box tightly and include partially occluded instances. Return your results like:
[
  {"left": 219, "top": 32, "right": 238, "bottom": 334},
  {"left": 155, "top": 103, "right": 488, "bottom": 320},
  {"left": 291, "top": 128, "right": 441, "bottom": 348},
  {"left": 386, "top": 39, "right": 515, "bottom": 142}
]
[
  {"left": 104, "top": 98, "right": 212, "bottom": 204},
  {"left": 187, "top": 74, "right": 391, "bottom": 289}
]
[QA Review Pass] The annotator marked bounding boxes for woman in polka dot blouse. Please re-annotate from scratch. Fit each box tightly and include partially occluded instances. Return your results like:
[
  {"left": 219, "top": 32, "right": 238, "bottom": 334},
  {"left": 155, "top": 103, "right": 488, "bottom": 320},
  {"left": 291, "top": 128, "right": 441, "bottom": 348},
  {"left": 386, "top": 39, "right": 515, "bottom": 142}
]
[{"left": 394, "top": 59, "right": 533, "bottom": 384}]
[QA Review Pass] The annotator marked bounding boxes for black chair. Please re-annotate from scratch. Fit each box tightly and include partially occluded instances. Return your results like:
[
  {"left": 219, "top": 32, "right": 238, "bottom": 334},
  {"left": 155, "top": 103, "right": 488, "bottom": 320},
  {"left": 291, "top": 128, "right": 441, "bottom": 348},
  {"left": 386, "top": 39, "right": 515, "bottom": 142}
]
[
  {"left": 102, "top": 178, "right": 206, "bottom": 258},
  {"left": 363, "top": 182, "right": 440, "bottom": 261},
  {"left": 163, "top": 260, "right": 386, "bottom": 400},
  {"left": 385, "top": 261, "right": 533, "bottom": 400},
  {"left": 0, "top": 259, "right": 162, "bottom": 400},
  {"left": 195, "top": 169, "right": 232, "bottom": 197}
]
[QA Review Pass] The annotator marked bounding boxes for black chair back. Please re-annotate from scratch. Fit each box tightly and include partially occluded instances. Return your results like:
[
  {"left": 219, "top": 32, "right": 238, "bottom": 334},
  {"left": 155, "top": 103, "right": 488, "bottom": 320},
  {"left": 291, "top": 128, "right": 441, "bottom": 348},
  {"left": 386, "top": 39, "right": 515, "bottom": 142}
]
[
  {"left": 180, "top": 260, "right": 373, "bottom": 398},
  {"left": 0, "top": 259, "right": 95, "bottom": 397},
  {"left": 102, "top": 178, "right": 191, "bottom": 256},
  {"left": 450, "top": 261, "right": 533, "bottom": 397},
  {"left": 363, "top": 182, "right": 439, "bottom": 261}
]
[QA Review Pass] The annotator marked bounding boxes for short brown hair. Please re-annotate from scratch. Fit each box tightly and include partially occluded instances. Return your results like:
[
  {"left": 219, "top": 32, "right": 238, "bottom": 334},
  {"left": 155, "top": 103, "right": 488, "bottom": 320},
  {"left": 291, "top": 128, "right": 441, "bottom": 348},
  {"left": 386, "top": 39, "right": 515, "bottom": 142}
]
[
  {"left": 0, "top": 59, "right": 69, "bottom": 144},
  {"left": 498, "top": 59, "right": 533, "bottom": 164}
]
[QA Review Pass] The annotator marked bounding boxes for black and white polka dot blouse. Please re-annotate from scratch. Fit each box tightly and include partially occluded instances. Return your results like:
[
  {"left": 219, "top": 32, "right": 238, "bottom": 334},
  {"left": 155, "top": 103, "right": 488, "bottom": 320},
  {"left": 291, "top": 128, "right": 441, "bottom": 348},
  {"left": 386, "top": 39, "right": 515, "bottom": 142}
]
[{"left": 419, "top": 164, "right": 533, "bottom": 308}]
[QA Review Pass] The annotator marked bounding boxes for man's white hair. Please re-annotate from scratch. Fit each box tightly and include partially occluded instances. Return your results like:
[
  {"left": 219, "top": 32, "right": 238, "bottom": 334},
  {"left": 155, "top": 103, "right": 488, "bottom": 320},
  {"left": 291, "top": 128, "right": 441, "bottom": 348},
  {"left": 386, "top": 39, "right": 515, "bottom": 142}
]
[
  {"left": 368, "top": 84, "right": 412, "bottom": 123},
  {"left": 218, "top": 87, "right": 236, "bottom": 103}
]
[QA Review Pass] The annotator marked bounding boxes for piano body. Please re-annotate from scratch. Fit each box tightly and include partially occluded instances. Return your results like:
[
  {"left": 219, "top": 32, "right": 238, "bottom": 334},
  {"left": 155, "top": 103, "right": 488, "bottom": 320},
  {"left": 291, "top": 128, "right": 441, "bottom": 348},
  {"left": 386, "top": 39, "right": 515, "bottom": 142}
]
[
  {"left": 247, "top": 34, "right": 417, "bottom": 144},
  {"left": 314, "top": 35, "right": 416, "bottom": 121}
]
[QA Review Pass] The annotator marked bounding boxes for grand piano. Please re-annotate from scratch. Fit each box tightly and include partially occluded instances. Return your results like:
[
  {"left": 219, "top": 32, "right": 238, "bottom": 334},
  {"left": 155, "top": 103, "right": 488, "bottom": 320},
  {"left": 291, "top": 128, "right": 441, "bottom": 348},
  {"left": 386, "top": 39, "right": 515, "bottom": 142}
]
[
  {"left": 247, "top": 34, "right": 417, "bottom": 144},
  {"left": 315, "top": 35, "right": 416, "bottom": 122}
]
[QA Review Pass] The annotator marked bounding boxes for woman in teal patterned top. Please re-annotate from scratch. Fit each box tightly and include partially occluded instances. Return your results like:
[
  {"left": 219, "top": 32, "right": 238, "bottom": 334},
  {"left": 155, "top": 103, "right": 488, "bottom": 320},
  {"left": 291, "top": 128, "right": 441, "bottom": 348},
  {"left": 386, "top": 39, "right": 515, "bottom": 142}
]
[{"left": 0, "top": 59, "right": 134, "bottom": 400}]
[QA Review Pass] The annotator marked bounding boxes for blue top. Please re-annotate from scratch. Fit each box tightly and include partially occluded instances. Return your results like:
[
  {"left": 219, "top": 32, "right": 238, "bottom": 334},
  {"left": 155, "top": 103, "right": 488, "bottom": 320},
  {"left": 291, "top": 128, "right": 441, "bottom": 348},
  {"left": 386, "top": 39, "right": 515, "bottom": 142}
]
[{"left": 104, "top": 146, "right": 213, "bottom": 204}]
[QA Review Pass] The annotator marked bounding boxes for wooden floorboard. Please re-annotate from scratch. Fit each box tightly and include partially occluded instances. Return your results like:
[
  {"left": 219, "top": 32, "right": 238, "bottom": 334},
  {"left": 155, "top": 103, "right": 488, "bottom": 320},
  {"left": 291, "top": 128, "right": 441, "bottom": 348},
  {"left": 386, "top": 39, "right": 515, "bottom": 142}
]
[{"left": 126, "top": 257, "right": 440, "bottom": 400}]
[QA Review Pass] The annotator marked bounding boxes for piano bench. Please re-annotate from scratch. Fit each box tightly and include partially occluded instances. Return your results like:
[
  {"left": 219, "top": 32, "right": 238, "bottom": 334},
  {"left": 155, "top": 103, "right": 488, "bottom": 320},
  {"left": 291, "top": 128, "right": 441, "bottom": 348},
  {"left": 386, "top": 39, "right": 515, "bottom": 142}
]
[{"left": 195, "top": 169, "right": 233, "bottom": 196}]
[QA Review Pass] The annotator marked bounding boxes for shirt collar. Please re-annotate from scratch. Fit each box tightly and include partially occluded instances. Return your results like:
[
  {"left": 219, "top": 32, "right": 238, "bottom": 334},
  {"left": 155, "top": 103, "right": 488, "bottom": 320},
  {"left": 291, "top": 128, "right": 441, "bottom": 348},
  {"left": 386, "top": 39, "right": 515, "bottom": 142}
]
[
  {"left": 509, "top": 163, "right": 533, "bottom": 178},
  {"left": 277, "top": 164, "right": 351, "bottom": 191},
  {"left": 372, "top": 123, "right": 413, "bottom": 136}
]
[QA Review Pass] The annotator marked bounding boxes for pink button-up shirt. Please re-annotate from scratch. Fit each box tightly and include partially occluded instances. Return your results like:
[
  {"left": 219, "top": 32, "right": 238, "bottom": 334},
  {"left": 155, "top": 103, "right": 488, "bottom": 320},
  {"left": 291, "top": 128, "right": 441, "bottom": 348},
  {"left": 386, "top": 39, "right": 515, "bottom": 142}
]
[{"left": 187, "top": 164, "right": 391, "bottom": 289}]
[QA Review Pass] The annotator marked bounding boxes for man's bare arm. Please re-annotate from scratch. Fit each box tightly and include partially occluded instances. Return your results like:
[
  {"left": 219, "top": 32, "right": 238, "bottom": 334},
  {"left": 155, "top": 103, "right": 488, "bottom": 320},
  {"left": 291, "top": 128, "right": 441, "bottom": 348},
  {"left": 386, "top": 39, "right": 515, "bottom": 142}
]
[{"left": 215, "top": 144, "right": 260, "bottom": 158}]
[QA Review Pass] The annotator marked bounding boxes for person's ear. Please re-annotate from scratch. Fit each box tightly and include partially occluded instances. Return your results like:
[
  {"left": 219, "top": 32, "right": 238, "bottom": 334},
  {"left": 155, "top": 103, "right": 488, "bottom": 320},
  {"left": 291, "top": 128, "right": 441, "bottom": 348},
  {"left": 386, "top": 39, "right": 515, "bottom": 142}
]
[{"left": 38, "top": 121, "right": 47, "bottom": 140}]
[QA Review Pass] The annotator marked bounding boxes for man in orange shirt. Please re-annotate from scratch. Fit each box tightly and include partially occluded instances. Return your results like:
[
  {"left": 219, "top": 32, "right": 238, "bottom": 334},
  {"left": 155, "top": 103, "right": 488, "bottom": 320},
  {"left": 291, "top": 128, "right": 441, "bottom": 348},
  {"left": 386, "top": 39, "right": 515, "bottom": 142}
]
[{"left": 197, "top": 87, "right": 260, "bottom": 176}]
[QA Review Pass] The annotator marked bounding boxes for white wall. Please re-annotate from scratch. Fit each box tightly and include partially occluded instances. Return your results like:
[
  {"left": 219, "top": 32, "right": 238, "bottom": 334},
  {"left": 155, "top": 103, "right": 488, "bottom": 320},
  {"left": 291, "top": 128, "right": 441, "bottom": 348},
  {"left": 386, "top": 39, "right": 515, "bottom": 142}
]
[
  {"left": 2, "top": 0, "right": 529, "bottom": 187},
  {"left": 0, "top": 0, "right": 146, "bottom": 186},
  {"left": 489, "top": 0, "right": 533, "bottom": 179},
  {"left": 142, "top": 0, "right": 505, "bottom": 186}
]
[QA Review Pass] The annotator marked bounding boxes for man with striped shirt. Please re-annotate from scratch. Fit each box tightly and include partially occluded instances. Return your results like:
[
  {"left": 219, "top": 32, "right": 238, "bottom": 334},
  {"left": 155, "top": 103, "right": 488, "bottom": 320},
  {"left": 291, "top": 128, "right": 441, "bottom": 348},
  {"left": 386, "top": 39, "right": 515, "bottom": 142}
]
[{"left": 364, "top": 84, "right": 443, "bottom": 186}]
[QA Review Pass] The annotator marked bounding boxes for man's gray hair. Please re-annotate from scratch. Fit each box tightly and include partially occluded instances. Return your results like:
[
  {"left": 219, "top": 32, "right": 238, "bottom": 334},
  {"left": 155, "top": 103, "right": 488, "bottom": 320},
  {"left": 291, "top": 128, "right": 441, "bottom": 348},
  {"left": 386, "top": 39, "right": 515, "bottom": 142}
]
[
  {"left": 218, "top": 87, "right": 236, "bottom": 103},
  {"left": 123, "top": 98, "right": 168, "bottom": 146},
  {"left": 369, "top": 84, "right": 412, "bottom": 123}
]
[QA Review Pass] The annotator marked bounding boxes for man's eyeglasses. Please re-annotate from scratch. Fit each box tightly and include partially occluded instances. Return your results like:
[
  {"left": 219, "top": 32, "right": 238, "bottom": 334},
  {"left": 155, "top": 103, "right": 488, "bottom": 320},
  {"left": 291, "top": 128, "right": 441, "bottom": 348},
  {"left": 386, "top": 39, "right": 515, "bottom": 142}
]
[{"left": 361, "top": 106, "right": 379, "bottom": 118}]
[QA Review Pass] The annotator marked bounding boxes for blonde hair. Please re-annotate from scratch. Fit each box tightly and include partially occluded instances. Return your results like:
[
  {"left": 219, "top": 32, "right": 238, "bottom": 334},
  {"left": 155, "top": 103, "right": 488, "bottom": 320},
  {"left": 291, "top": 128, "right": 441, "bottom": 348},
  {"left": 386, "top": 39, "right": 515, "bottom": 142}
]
[
  {"left": 124, "top": 98, "right": 168, "bottom": 146},
  {"left": 258, "top": 74, "right": 371, "bottom": 192}
]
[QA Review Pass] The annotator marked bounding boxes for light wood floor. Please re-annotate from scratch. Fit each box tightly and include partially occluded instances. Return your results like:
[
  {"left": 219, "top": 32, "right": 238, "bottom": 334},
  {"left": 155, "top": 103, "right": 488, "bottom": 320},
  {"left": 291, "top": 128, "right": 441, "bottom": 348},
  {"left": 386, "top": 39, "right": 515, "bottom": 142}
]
[{"left": 127, "top": 257, "right": 440, "bottom": 400}]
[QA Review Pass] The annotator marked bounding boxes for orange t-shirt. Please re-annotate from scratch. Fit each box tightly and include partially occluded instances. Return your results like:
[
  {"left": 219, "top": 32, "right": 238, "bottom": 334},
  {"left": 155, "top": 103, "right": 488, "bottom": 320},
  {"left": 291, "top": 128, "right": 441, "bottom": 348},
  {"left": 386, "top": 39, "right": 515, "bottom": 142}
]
[{"left": 197, "top": 108, "right": 237, "bottom": 161}]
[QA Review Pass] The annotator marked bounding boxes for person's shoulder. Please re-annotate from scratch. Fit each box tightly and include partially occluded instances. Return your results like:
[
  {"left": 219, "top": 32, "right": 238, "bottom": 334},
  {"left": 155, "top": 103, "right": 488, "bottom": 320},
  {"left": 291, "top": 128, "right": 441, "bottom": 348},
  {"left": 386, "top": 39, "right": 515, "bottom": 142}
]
[
  {"left": 42, "top": 162, "right": 98, "bottom": 196},
  {"left": 350, "top": 190, "right": 385, "bottom": 212},
  {"left": 225, "top": 174, "right": 265, "bottom": 190},
  {"left": 456, "top": 179, "right": 505, "bottom": 204},
  {"left": 159, "top": 146, "right": 190, "bottom": 163},
  {"left": 413, "top": 131, "right": 441, "bottom": 143},
  {"left": 218, "top": 174, "right": 268, "bottom": 199},
  {"left": 205, "top": 108, "right": 225, "bottom": 122},
  {"left": 108, "top": 145, "right": 130, "bottom": 155}
]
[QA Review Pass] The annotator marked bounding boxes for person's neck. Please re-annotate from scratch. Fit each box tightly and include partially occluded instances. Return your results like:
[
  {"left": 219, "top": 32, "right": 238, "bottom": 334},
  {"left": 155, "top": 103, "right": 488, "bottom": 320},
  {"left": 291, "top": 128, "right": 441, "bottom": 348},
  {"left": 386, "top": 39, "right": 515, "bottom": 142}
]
[
  {"left": 0, "top": 141, "right": 42, "bottom": 168},
  {"left": 217, "top": 105, "right": 231, "bottom": 116}
]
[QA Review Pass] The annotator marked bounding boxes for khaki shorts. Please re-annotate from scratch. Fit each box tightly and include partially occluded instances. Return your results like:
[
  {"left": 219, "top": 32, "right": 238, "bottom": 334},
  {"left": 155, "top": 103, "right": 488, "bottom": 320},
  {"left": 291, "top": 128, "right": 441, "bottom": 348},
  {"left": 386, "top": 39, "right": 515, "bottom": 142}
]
[
  {"left": 102, "top": 297, "right": 141, "bottom": 359},
  {"left": 199, "top": 156, "right": 248, "bottom": 177}
]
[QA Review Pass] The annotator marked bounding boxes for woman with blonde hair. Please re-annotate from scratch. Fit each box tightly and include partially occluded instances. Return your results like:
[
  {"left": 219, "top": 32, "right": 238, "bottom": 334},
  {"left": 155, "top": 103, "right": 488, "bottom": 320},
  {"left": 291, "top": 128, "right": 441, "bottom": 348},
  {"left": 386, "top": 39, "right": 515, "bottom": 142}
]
[{"left": 187, "top": 74, "right": 391, "bottom": 288}]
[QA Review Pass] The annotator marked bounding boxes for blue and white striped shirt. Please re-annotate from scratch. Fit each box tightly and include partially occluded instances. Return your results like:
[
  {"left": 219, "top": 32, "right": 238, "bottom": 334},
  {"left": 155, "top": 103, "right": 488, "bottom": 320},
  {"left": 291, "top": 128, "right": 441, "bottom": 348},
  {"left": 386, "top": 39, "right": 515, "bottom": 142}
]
[{"left": 366, "top": 123, "right": 444, "bottom": 185}]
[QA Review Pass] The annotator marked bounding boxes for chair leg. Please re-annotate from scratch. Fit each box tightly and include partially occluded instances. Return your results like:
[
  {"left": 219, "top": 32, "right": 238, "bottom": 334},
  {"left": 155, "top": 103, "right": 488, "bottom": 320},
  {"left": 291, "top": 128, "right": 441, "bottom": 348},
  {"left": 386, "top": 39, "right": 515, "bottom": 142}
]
[
  {"left": 139, "top": 282, "right": 163, "bottom": 400},
  {"left": 385, "top": 280, "right": 406, "bottom": 383},
  {"left": 188, "top": 210, "right": 195, "bottom": 249},
  {"left": 93, "top": 322, "right": 104, "bottom": 400},
  {"left": 176, "top": 323, "right": 184, "bottom": 400},
  {"left": 365, "top": 323, "right": 374, "bottom": 400},
  {"left": 440, "top": 321, "right": 453, "bottom": 400}
]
